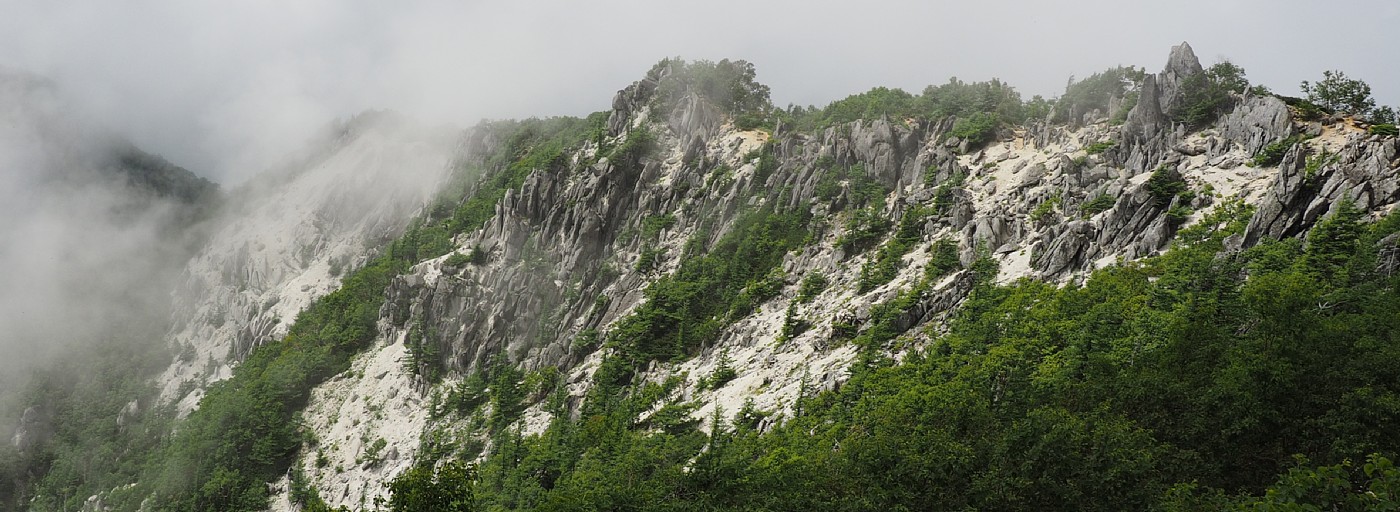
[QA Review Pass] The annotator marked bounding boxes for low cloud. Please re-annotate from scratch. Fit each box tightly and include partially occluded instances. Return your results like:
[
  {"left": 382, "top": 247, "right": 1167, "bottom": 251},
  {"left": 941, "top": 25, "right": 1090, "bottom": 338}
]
[{"left": 0, "top": 76, "right": 199, "bottom": 391}]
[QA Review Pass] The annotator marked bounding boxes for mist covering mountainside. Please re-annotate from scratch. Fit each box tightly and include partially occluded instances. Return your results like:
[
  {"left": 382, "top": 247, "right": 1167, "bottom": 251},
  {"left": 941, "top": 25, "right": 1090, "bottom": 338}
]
[
  {"left": 4, "top": 42, "right": 1400, "bottom": 511},
  {"left": 0, "top": 70, "right": 215, "bottom": 394}
]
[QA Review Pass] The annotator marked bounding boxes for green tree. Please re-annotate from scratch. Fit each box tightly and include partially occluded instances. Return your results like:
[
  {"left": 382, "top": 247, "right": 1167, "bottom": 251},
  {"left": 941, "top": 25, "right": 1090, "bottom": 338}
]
[
  {"left": 1301, "top": 70, "right": 1377, "bottom": 115},
  {"left": 1171, "top": 60, "right": 1252, "bottom": 129},
  {"left": 1371, "top": 105, "right": 1398, "bottom": 125},
  {"left": 385, "top": 460, "right": 477, "bottom": 512}
]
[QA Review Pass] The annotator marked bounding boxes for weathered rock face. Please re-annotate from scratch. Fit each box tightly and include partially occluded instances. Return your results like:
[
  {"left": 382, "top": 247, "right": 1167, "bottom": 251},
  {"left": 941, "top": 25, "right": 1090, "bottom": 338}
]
[
  {"left": 1217, "top": 95, "right": 1294, "bottom": 157},
  {"left": 380, "top": 47, "right": 1398, "bottom": 411},
  {"left": 1245, "top": 132, "right": 1400, "bottom": 246},
  {"left": 157, "top": 114, "right": 457, "bottom": 414},
  {"left": 10, "top": 406, "right": 49, "bottom": 453},
  {"left": 1156, "top": 42, "right": 1205, "bottom": 116},
  {"left": 1116, "top": 41, "right": 1210, "bottom": 175},
  {"left": 272, "top": 47, "right": 1400, "bottom": 510}
]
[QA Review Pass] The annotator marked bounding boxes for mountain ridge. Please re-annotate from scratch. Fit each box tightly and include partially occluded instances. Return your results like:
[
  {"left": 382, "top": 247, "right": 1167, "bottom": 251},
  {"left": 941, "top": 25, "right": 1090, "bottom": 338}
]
[{"left": 4, "top": 42, "right": 1400, "bottom": 511}]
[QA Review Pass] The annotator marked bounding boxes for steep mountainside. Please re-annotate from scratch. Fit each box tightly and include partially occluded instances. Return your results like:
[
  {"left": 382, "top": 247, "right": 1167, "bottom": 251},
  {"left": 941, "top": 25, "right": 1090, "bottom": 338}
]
[
  {"left": 158, "top": 112, "right": 458, "bottom": 415},
  {"left": 7, "top": 43, "right": 1400, "bottom": 511},
  {"left": 270, "top": 44, "right": 1400, "bottom": 509}
]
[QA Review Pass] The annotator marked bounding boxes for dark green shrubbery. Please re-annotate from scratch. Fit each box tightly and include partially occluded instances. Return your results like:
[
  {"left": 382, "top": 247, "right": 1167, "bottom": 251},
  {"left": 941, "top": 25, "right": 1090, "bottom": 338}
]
[
  {"left": 1170, "top": 61, "right": 1253, "bottom": 129},
  {"left": 795, "top": 272, "right": 829, "bottom": 303},
  {"left": 1301, "top": 70, "right": 1377, "bottom": 116},
  {"left": 383, "top": 460, "right": 476, "bottom": 512},
  {"left": 648, "top": 58, "right": 772, "bottom": 122},
  {"left": 778, "top": 76, "right": 1027, "bottom": 133},
  {"left": 948, "top": 112, "right": 1001, "bottom": 150},
  {"left": 1084, "top": 140, "right": 1115, "bottom": 155},
  {"left": 443, "top": 251, "right": 470, "bottom": 267},
  {"left": 836, "top": 205, "right": 892, "bottom": 255},
  {"left": 1146, "top": 166, "right": 1189, "bottom": 207},
  {"left": 640, "top": 213, "right": 677, "bottom": 240},
  {"left": 607, "top": 205, "right": 812, "bottom": 367},
  {"left": 857, "top": 205, "right": 935, "bottom": 293},
  {"left": 130, "top": 115, "right": 607, "bottom": 512},
  {"left": 1054, "top": 66, "right": 1146, "bottom": 123},
  {"left": 467, "top": 202, "right": 1400, "bottom": 511},
  {"left": 1252, "top": 134, "right": 1307, "bottom": 167},
  {"left": 1082, "top": 194, "right": 1117, "bottom": 216}
]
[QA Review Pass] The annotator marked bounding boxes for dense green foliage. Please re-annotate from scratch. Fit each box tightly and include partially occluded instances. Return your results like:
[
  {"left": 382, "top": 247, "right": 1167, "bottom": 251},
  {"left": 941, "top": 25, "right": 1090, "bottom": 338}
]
[
  {"left": 778, "top": 77, "right": 1025, "bottom": 133},
  {"left": 1371, "top": 123, "right": 1399, "bottom": 137},
  {"left": 110, "top": 143, "right": 220, "bottom": 206},
  {"left": 795, "top": 272, "right": 829, "bottom": 303},
  {"left": 0, "top": 338, "right": 173, "bottom": 511},
  {"left": 17, "top": 51, "right": 1400, "bottom": 512},
  {"left": 1053, "top": 66, "right": 1146, "bottom": 123},
  {"left": 1145, "top": 166, "right": 1190, "bottom": 207},
  {"left": 384, "top": 460, "right": 477, "bottom": 512},
  {"left": 145, "top": 243, "right": 411, "bottom": 511},
  {"left": 1253, "top": 134, "right": 1308, "bottom": 167},
  {"left": 1170, "top": 61, "right": 1253, "bottom": 129},
  {"left": 1302, "top": 70, "right": 1378, "bottom": 117},
  {"left": 1082, "top": 194, "right": 1117, "bottom": 217},
  {"left": 607, "top": 205, "right": 813, "bottom": 367},
  {"left": 649, "top": 58, "right": 772, "bottom": 127},
  {"left": 857, "top": 205, "right": 934, "bottom": 292},
  {"left": 448, "top": 200, "right": 1400, "bottom": 510},
  {"left": 948, "top": 112, "right": 1000, "bottom": 149}
]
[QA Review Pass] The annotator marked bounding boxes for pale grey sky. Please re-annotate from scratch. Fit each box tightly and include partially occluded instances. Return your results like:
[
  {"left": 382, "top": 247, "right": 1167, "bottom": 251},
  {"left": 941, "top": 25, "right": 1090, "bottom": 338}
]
[{"left": 2, "top": 0, "right": 1397, "bottom": 183}]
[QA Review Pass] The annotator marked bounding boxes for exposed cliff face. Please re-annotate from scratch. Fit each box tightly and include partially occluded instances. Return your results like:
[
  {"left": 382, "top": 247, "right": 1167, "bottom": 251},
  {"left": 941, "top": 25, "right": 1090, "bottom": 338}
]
[
  {"left": 157, "top": 114, "right": 458, "bottom": 414},
  {"left": 1245, "top": 124, "right": 1400, "bottom": 246},
  {"left": 265, "top": 48, "right": 1400, "bottom": 509}
]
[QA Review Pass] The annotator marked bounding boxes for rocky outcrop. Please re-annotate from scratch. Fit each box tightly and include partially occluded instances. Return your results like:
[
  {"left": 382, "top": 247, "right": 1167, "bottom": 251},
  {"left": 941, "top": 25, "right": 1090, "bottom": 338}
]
[
  {"left": 1245, "top": 133, "right": 1400, "bottom": 246},
  {"left": 275, "top": 46, "right": 1400, "bottom": 511},
  {"left": 1156, "top": 42, "right": 1205, "bottom": 116},
  {"left": 9, "top": 406, "right": 51, "bottom": 453},
  {"left": 158, "top": 115, "right": 456, "bottom": 413},
  {"left": 1217, "top": 95, "right": 1294, "bottom": 157},
  {"left": 1117, "top": 42, "right": 1204, "bottom": 174}
]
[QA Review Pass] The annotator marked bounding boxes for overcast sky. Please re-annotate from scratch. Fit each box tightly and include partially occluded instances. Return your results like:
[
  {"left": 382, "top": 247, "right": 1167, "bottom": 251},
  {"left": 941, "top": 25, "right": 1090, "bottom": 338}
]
[{"left": 2, "top": 0, "right": 1397, "bottom": 184}]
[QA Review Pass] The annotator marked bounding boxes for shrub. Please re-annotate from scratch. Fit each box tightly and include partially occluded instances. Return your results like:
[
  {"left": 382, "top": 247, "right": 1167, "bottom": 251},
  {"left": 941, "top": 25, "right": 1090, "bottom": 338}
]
[
  {"left": 925, "top": 238, "right": 961, "bottom": 280},
  {"left": 796, "top": 273, "right": 829, "bottom": 303},
  {"left": 1146, "top": 166, "right": 1188, "bottom": 208},
  {"left": 1030, "top": 194, "right": 1062, "bottom": 224},
  {"left": 949, "top": 112, "right": 1000, "bottom": 149},
  {"left": 778, "top": 301, "right": 810, "bottom": 342},
  {"left": 384, "top": 460, "right": 476, "bottom": 512},
  {"left": 1170, "top": 61, "right": 1251, "bottom": 129},
  {"left": 1166, "top": 204, "right": 1193, "bottom": 227},
  {"left": 1082, "top": 194, "right": 1116, "bottom": 216},
  {"left": 1084, "top": 141, "right": 1115, "bottom": 155},
  {"left": 923, "top": 166, "right": 940, "bottom": 187},
  {"left": 648, "top": 58, "right": 772, "bottom": 119},
  {"left": 1252, "top": 135, "right": 1306, "bottom": 167},
  {"left": 444, "top": 252, "right": 470, "bottom": 267},
  {"left": 1054, "top": 66, "right": 1146, "bottom": 123},
  {"left": 836, "top": 206, "right": 892, "bottom": 255},
  {"left": 1370, "top": 123, "right": 1399, "bottom": 137},
  {"left": 706, "top": 350, "right": 738, "bottom": 389},
  {"left": 636, "top": 246, "right": 662, "bottom": 272},
  {"left": 1303, "top": 149, "right": 1336, "bottom": 182},
  {"left": 641, "top": 213, "right": 678, "bottom": 240}
]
